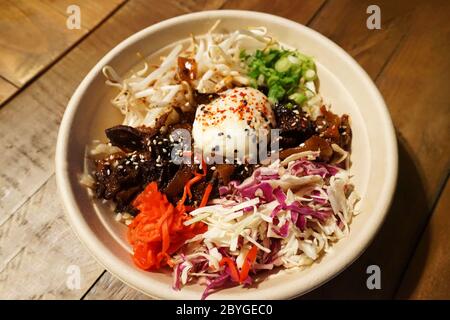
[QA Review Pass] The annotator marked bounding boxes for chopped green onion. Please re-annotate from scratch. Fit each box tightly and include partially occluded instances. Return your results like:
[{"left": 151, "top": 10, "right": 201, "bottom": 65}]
[
  {"left": 274, "top": 57, "right": 291, "bottom": 72},
  {"left": 289, "top": 92, "right": 307, "bottom": 105},
  {"left": 285, "top": 102, "right": 294, "bottom": 110},
  {"left": 241, "top": 48, "right": 317, "bottom": 104},
  {"left": 304, "top": 69, "right": 316, "bottom": 81}
]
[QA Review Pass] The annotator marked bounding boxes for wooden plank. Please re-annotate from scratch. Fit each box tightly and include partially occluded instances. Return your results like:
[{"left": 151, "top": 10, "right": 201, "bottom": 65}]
[
  {"left": 41, "top": 0, "right": 127, "bottom": 29},
  {"left": 0, "top": 77, "right": 17, "bottom": 105},
  {"left": 221, "top": 0, "right": 326, "bottom": 23},
  {"left": 0, "top": 0, "right": 125, "bottom": 87},
  {"left": 396, "top": 178, "right": 450, "bottom": 299},
  {"left": 309, "top": 0, "right": 415, "bottom": 80},
  {"left": 0, "top": 176, "right": 104, "bottom": 299},
  {"left": 303, "top": 0, "right": 450, "bottom": 299},
  {"left": 0, "top": 0, "right": 189, "bottom": 224},
  {"left": 0, "top": 0, "right": 227, "bottom": 300}
]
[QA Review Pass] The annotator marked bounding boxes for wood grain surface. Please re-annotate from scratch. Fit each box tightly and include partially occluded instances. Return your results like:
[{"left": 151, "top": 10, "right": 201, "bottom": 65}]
[
  {"left": 396, "top": 179, "right": 450, "bottom": 299},
  {"left": 0, "top": 0, "right": 449, "bottom": 300},
  {"left": 0, "top": 0, "right": 125, "bottom": 88},
  {"left": 0, "top": 77, "right": 17, "bottom": 105}
]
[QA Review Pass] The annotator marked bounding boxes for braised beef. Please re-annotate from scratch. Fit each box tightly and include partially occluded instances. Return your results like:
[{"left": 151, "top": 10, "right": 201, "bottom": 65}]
[
  {"left": 163, "top": 164, "right": 194, "bottom": 200},
  {"left": 279, "top": 135, "right": 333, "bottom": 162},
  {"left": 214, "top": 164, "right": 235, "bottom": 185},
  {"left": 274, "top": 104, "right": 314, "bottom": 149},
  {"left": 193, "top": 91, "right": 218, "bottom": 106},
  {"left": 230, "top": 163, "right": 255, "bottom": 181},
  {"left": 189, "top": 180, "right": 209, "bottom": 206},
  {"left": 93, "top": 96, "right": 352, "bottom": 215},
  {"left": 315, "top": 106, "right": 352, "bottom": 151},
  {"left": 94, "top": 126, "right": 180, "bottom": 213},
  {"left": 178, "top": 57, "right": 197, "bottom": 81},
  {"left": 338, "top": 114, "right": 352, "bottom": 150},
  {"left": 94, "top": 151, "right": 155, "bottom": 213}
]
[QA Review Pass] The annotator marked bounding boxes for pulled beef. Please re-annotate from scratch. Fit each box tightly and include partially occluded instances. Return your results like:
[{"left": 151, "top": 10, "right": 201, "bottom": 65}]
[{"left": 274, "top": 103, "right": 314, "bottom": 149}]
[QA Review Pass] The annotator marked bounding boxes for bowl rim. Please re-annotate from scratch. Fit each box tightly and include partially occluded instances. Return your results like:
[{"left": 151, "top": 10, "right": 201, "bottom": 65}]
[{"left": 55, "top": 9, "right": 398, "bottom": 300}]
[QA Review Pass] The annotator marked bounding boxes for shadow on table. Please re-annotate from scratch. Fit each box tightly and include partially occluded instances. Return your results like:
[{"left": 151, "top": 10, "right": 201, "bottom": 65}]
[
  {"left": 394, "top": 225, "right": 431, "bottom": 299},
  {"left": 300, "top": 134, "right": 431, "bottom": 299}
]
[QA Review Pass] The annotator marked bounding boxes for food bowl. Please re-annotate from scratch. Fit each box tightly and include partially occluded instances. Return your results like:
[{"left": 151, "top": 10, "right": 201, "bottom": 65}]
[{"left": 55, "top": 10, "right": 397, "bottom": 299}]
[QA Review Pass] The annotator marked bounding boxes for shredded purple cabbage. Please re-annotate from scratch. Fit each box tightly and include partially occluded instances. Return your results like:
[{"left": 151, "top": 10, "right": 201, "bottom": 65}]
[
  {"left": 201, "top": 272, "right": 231, "bottom": 300},
  {"left": 172, "top": 263, "right": 186, "bottom": 291},
  {"left": 290, "top": 160, "right": 340, "bottom": 178}
]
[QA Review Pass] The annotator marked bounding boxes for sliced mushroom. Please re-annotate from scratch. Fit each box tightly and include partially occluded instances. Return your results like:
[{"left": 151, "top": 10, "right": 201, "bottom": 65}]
[{"left": 105, "top": 125, "right": 144, "bottom": 151}]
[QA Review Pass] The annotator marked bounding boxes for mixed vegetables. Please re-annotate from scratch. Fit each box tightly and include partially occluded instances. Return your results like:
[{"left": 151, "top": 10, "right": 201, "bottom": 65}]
[{"left": 85, "top": 23, "right": 358, "bottom": 299}]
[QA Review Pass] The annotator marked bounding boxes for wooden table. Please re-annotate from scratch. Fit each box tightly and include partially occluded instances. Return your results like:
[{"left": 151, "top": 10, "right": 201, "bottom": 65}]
[{"left": 1, "top": 0, "right": 449, "bottom": 300}]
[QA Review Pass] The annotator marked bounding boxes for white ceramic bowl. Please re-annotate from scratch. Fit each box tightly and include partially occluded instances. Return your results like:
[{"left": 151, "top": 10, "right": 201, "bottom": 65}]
[{"left": 56, "top": 10, "right": 397, "bottom": 299}]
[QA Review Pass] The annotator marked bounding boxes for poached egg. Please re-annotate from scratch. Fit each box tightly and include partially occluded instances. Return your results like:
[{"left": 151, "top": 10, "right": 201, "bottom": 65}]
[{"left": 192, "top": 87, "right": 276, "bottom": 162}]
